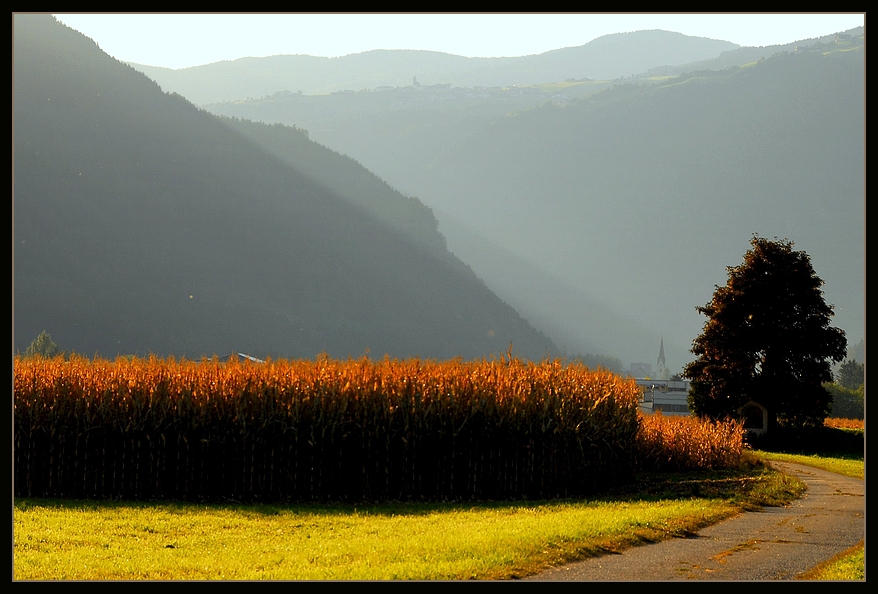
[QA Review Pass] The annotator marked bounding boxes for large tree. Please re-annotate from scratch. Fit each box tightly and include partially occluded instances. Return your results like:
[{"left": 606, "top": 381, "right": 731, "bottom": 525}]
[{"left": 684, "top": 236, "right": 847, "bottom": 430}]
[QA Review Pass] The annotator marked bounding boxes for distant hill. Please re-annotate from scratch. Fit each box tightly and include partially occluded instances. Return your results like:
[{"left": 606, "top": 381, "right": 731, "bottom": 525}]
[
  {"left": 13, "top": 14, "right": 558, "bottom": 361},
  {"left": 192, "top": 29, "right": 864, "bottom": 370},
  {"left": 638, "top": 26, "right": 864, "bottom": 78},
  {"left": 197, "top": 27, "right": 865, "bottom": 212},
  {"left": 408, "top": 36, "right": 865, "bottom": 368},
  {"left": 131, "top": 30, "right": 738, "bottom": 104},
  {"left": 202, "top": 81, "right": 598, "bottom": 198}
]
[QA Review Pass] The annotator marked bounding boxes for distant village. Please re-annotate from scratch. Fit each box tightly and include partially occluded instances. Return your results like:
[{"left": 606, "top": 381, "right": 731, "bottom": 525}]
[{"left": 266, "top": 79, "right": 581, "bottom": 107}]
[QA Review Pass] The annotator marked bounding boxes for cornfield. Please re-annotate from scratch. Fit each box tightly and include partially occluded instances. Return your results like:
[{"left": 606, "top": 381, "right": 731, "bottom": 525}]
[
  {"left": 636, "top": 412, "right": 745, "bottom": 472},
  {"left": 14, "top": 354, "right": 644, "bottom": 503},
  {"left": 824, "top": 418, "right": 864, "bottom": 430}
]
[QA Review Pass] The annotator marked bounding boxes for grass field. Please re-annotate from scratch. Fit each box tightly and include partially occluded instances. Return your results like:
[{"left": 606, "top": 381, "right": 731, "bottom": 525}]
[
  {"left": 13, "top": 422, "right": 863, "bottom": 581},
  {"left": 753, "top": 423, "right": 864, "bottom": 480},
  {"left": 798, "top": 541, "right": 865, "bottom": 581},
  {"left": 13, "top": 462, "right": 804, "bottom": 581},
  {"left": 757, "top": 451, "right": 864, "bottom": 479}
]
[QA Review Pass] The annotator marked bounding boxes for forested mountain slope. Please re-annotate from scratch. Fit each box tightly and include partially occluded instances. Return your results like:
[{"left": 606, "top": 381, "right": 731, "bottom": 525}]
[
  {"left": 191, "top": 32, "right": 864, "bottom": 368},
  {"left": 410, "top": 38, "right": 864, "bottom": 367},
  {"left": 13, "top": 14, "right": 557, "bottom": 360}
]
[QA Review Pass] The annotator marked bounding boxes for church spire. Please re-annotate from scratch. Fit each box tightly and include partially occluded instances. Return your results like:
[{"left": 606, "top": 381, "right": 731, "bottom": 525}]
[{"left": 657, "top": 336, "right": 669, "bottom": 380}]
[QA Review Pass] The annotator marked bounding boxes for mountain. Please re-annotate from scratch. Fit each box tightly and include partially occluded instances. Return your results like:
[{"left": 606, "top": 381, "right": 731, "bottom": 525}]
[
  {"left": 638, "top": 26, "right": 864, "bottom": 78},
  {"left": 13, "top": 14, "right": 558, "bottom": 361},
  {"left": 130, "top": 30, "right": 738, "bottom": 104},
  {"left": 196, "top": 27, "right": 865, "bottom": 215},
  {"left": 202, "top": 81, "right": 602, "bottom": 202},
  {"left": 407, "top": 37, "right": 865, "bottom": 369},
  {"left": 183, "top": 29, "right": 864, "bottom": 370}
]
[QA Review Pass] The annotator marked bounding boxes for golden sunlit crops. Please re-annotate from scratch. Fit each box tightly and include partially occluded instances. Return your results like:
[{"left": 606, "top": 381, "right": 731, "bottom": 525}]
[
  {"left": 636, "top": 413, "right": 745, "bottom": 471},
  {"left": 14, "top": 354, "right": 650, "bottom": 503},
  {"left": 824, "top": 418, "right": 864, "bottom": 430}
]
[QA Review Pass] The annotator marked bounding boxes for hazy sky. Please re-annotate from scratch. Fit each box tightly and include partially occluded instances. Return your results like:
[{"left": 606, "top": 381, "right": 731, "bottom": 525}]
[{"left": 49, "top": 13, "right": 865, "bottom": 70}]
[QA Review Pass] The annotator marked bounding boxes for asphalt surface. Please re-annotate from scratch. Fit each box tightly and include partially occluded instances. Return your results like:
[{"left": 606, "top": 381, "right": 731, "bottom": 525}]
[{"left": 523, "top": 461, "right": 865, "bottom": 581}]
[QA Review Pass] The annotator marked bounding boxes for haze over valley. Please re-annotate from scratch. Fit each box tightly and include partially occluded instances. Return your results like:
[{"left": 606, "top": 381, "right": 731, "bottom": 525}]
[{"left": 14, "top": 14, "right": 864, "bottom": 374}]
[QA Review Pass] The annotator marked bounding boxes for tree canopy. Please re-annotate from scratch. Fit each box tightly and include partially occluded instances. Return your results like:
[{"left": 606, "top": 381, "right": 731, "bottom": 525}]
[
  {"left": 684, "top": 236, "right": 847, "bottom": 430},
  {"left": 23, "top": 331, "right": 62, "bottom": 358},
  {"left": 836, "top": 359, "right": 865, "bottom": 390}
]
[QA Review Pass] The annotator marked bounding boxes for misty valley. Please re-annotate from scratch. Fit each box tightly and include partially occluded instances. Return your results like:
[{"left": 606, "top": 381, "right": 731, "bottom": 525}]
[{"left": 13, "top": 15, "right": 864, "bottom": 376}]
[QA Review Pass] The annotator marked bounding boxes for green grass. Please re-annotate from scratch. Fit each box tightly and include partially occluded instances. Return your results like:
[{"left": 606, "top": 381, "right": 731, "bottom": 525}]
[
  {"left": 751, "top": 425, "right": 864, "bottom": 479},
  {"left": 798, "top": 542, "right": 865, "bottom": 581},
  {"left": 756, "top": 451, "right": 864, "bottom": 479},
  {"left": 14, "top": 433, "right": 863, "bottom": 581},
  {"left": 14, "top": 464, "right": 798, "bottom": 581}
]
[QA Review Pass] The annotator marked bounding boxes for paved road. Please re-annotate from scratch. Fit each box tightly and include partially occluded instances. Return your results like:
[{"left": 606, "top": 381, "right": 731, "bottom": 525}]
[{"left": 524, "top": 462, "right": 864, "bottom": 581}]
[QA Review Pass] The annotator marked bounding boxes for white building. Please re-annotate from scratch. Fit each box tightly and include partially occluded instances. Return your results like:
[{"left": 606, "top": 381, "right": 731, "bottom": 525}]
[{"left": 636, "top": 379, "right": 691, "bottom": 415}]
